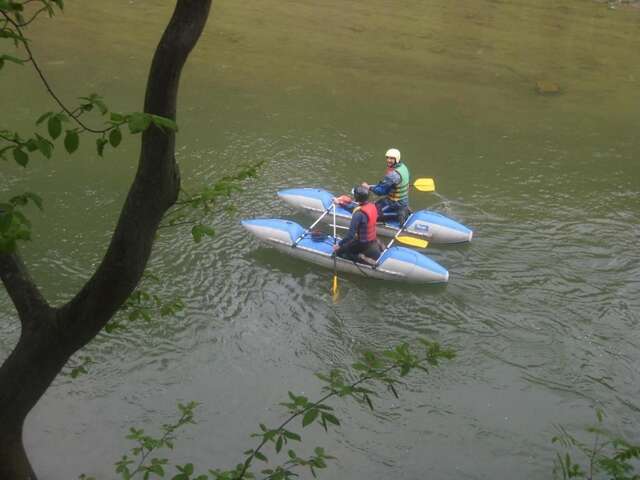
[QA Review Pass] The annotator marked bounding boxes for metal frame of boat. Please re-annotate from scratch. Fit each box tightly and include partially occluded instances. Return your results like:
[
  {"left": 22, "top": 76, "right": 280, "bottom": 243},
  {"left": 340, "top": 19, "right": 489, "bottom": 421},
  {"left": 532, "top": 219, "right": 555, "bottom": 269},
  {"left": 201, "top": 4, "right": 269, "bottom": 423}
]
[
  {"left": 242, "top": 218, "right": 449, "bottom": 284},
  {"left": 277, "top": 187, "right": 473, "bottom": 244}
]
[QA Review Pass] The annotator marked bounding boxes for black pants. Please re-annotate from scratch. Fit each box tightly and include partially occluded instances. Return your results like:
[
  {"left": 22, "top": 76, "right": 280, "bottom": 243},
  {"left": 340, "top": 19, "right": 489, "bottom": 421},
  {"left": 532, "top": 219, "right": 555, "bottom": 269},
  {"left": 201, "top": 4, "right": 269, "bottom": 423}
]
[
  {"left": 375, "top": 199, "right": 410, "bottom": 226},
  {"left": 336, "top": 240, "right": 381, "bottom": 262}
]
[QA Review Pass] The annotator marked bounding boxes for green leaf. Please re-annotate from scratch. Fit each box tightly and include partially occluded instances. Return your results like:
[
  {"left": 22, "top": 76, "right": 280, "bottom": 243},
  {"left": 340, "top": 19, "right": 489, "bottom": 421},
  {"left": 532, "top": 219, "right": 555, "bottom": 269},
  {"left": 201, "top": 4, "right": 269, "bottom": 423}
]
[
  {"left": 0, "top": 54, "right": 24, "bottom": 65},
  {"left": 254, "top": 451, "right": 267, "bottom": 463},
  {"left": 109, "top": 127, "right": 122, "bottom": 147},
  {"left": 47, "top": 115, "right": 62, "bottom": 139},
  {"left": 191, "top": 224, "right": 215, "bottom": 243},
  {"left": 322, "top": 413, "right": 340, "bottom": 426},
  {"left": 34, "top": 134, "right": 53, "bottom": 158},
  {"left": 275, "top": 435, "right": 283, "bottom": 453},
  {"left": 13, "top": 147, "right": 28, "bottom": 167},
  {"left": 64, "top": 130, "right": 79, "bottom": 154},
  {"left": 110, "top": 112, "right": 125, "bottom": 122},
  {"left": 25, "top": 192, "right": 43, "bottom": 211},
  {"left": 94, "top": 98, "right": 108, "bottom": 115},
  {"left": 0, "top": 213, "right": 14, "bottom": 233},
  {"left": 96, "top": 138, "right": 108, "bottom": 157},
  {"left": 282, "top": 430, "right": 301, "bottom": 441},
  {"left": 10, "top": 195, "right": 28, "bottom": 207},
  {"left": 36, "top": 111, "right": 53, "bottom": 125},
  {"left": 302, "top": 408, "right": 318, "bottom": 427},
  {"left": 127, "top": 112, "right": 152, "bottom": 134},
  {"left": 148, "top": 462, "right": 164, "bottom": 476},
  {"left": 24, "top": 139, "right": 38, "bottom": 152},
  {"left": 150, "top": 114, "right": 178, "bottom": 132}
]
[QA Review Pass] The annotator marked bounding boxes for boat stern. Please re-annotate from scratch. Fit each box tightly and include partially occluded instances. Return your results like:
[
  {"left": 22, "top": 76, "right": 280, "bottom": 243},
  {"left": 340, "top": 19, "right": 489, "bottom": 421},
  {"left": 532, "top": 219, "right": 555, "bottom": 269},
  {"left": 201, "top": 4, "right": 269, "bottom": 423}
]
[
  {"left": 241, "top": 218, "right": 306, "bottom": 246},
  {"left": 404, "top": 211, "right": 473, "bottom": 244},
  {"left": 377, "top": 246, "right": 449, "bottom": 284},
  {"left": 277, "top": 188, "right": 334, "bottom": 213}
]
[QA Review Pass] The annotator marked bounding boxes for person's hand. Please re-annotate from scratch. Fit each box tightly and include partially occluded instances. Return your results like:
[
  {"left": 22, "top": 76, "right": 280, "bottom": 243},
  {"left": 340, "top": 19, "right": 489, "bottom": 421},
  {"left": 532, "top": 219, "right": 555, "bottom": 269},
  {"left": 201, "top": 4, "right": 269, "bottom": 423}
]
[
  {"left": 361, "top": 182, "right": 370, "bottom": 189},
  {"left": 332, "top": 244, "right": 339, "bottom": 252}
]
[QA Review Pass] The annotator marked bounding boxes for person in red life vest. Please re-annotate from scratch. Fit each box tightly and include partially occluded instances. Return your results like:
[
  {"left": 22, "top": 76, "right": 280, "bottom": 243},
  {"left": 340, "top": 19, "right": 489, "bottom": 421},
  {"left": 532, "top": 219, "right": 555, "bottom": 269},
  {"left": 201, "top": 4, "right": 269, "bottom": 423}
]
[
  {"left": 362, "top": 148, "right": 411, "bottom": 226},
  {"left": 333, "top": 185, "right": 382, "bottom": 263}
]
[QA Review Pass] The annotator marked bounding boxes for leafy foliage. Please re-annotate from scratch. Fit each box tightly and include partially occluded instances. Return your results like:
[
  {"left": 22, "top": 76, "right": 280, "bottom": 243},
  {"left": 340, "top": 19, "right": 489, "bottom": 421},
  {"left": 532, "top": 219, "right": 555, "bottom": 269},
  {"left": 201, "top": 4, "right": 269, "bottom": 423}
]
[
  {"left": 0, "top": 191, "right": 42, "bottom": 251},
  {"left": 161, "top": 161, "right": 264, "bottom": 243},
  {"left": 66, "top": 356, "right": 95, "bottom": 379},
  {"left": 227, "top": 339, "right": 455, "bottom": 480},
  {"left": 1, "top": 1, "right": 179, "bottom": 254},
  {"left": 91, "top": 340, "right": 455, "bottom": 480},
  {"left": 552, "top": 408, "right": 640, "bottom": 480},
  {"left": 110, "top": 401, "right": 205, "bottom": 480}
]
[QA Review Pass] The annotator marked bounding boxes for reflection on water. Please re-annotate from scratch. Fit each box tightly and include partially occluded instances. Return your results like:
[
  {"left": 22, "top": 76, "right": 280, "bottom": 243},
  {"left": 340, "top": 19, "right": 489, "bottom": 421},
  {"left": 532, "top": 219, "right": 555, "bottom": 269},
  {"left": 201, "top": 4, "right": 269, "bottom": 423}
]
[{"left": 1, "top": 0, "right": 639, "bottom": 479}]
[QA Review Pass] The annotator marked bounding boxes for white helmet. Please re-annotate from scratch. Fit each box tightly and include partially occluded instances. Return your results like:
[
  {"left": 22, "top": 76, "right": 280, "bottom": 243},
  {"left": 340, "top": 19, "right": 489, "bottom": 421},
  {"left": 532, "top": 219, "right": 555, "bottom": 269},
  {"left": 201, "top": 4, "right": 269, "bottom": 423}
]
[{"left": 385, "top": 148, "right": 401, "bottom": 163}]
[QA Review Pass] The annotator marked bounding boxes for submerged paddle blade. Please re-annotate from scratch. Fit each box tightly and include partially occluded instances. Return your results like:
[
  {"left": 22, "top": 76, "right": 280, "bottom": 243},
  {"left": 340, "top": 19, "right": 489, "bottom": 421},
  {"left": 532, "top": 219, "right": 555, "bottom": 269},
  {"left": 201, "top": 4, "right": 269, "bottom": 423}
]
[
  {"left": 413, "top": 178, "right": 436, "bottom": 192},
  {"left": 396, "top": 236, "right": 429, "bottom": 249},
  {"left": 331, "top": 274, "right": 339, "bottom": 302}
]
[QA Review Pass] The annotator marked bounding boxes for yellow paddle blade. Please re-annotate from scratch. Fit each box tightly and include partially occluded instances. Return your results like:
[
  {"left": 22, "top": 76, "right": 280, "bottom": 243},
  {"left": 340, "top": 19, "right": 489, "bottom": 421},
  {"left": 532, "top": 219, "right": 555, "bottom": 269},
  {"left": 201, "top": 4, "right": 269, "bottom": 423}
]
[
  {"left": 396, "top": 235, "right": 429, "bottom": 249},
  {"left": 331, "top": 274, "right": 339, "bottom": 302},
  {"left": 413, "top": 177, "right": 436, "bottom": 192}
]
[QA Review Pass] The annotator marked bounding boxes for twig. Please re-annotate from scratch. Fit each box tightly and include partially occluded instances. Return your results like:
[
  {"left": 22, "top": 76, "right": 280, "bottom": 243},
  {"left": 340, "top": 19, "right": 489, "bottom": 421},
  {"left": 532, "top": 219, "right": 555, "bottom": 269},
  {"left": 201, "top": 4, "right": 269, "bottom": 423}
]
[
  {"left": 237, "top": 362, "right": 400, "bottom": 479},
  {"left": 1, "top": 10, "right": 111, "bottom": 134}
]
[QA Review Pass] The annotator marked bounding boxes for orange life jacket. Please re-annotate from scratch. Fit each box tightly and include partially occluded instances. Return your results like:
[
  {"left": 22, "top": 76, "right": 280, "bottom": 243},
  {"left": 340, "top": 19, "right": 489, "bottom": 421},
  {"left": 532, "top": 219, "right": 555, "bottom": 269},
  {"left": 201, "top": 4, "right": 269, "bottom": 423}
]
[{"left": 353, "top": 202, "right": 378, "bottom": 242}]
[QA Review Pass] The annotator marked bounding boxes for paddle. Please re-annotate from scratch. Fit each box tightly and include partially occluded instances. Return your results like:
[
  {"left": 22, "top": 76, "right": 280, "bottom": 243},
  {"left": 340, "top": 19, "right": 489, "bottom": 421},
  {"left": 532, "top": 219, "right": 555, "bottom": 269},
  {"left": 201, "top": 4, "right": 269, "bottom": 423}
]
[
  {"left": 365, "top": 177, "right": 436, "bottom": 192},
  {"left": 331, "top": 204, "right": 339, "bottom": 301},
  {"left": 412, "top": 177, "right": 436, "bottom": 192},
  {"left": 386, "top": 213, "right": 429, "bottom": 250},
  {"left": 395, "top": 235, "right": 428, "bottom": 249}
]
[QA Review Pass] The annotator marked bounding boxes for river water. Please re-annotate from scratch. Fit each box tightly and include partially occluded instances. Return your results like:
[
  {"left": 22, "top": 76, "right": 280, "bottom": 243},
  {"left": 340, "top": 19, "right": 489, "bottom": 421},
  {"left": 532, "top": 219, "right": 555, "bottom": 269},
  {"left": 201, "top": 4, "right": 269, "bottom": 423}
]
[{"left": 1, "top": 1, "right": 639, "bottom": 478}]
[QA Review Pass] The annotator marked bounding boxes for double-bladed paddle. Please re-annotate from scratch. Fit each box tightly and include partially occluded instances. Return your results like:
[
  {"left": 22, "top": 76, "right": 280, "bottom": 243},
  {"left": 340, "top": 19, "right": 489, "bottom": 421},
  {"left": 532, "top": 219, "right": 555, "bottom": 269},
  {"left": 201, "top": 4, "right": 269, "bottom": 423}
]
[{"left": 365, "top": 177, "right": 436, "bottom": 193}]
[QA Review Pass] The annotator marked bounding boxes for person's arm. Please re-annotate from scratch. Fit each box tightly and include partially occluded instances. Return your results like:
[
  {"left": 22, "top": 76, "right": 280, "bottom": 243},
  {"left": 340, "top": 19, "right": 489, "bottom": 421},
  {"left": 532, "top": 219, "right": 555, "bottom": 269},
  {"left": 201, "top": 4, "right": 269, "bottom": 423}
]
[
  {"left": 370, "top": 171, "right": 399, "bottom": 196},
  {"left": 336, "top": 211, "right": 362, "bottom": 253}
]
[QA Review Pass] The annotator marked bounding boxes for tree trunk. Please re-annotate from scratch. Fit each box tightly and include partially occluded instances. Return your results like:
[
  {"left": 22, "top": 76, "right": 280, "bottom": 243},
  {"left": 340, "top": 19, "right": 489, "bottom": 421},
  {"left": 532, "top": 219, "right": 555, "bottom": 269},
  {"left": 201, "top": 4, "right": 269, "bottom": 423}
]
[
  {"left": 0, "top": 1, "right": 212, "bottom": 478},
  {"left": 0, "top": 312, "right": 66, "bottom": 479}
]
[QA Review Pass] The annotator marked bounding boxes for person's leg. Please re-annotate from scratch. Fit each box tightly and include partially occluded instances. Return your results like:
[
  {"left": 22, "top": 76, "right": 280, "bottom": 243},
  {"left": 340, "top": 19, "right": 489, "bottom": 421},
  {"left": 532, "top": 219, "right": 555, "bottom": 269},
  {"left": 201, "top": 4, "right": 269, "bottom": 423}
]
[
  {"left": 376, "top": 198, "right": 399, "bottom": 223},
  {"left": 337, "top": 242, "right": 364, "bottom": 262},
  {"left": 374, "top": 199, "right": 386, "bottom": 218},
  {"left": 396, "top": 205, "right": 409, "bottom": 226},
  {"left": 363, "top": 241, "right": 381, "bottom": 260}
]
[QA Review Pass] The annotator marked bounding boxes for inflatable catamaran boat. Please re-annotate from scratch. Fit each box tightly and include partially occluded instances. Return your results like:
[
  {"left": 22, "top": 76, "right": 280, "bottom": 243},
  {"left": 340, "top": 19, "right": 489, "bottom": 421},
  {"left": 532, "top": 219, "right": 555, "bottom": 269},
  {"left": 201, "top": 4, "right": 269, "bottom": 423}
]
[
  {"left": 277, "top": 188, "right": 472, "bottom": 244},
  {"left": 241, "top": 218, "right": 449, "bottom": 284}
]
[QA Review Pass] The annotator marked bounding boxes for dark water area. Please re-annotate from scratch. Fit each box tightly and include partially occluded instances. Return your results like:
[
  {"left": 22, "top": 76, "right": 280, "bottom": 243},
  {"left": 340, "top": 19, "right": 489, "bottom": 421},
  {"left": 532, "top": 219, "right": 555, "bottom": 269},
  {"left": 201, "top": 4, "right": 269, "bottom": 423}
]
[{"left": 1, "top": 0, "right": 639, "bottom": 478}]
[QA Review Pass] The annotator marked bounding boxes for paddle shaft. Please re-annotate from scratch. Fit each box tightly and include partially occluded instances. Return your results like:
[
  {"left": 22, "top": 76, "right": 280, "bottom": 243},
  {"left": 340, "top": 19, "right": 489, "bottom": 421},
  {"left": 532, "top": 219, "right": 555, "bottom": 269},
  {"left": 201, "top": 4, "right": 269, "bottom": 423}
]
[
  {"left": 366, "top": 177, "right": 435, "bottom": 193},
  {"left": 384, "top": 211, "right": 417, "bottom": 250}
]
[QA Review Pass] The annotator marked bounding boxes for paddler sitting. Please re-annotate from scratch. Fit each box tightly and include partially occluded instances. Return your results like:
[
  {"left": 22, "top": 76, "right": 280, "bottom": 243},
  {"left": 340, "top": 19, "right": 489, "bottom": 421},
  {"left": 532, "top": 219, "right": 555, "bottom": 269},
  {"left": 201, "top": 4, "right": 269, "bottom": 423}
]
[
  {"left": 362, "top": 147, "right": 410, "bottom": 226},
  {"left": 333, "top": 185, "right": 382, "bottom": 264}
]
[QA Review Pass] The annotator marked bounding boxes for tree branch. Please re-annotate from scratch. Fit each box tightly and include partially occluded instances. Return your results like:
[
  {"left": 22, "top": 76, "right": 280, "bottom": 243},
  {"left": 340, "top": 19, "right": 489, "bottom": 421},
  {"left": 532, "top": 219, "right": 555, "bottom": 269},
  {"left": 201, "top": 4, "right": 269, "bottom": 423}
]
[{"left": 0, "top": 251, "right": 49, "bottom": 325}]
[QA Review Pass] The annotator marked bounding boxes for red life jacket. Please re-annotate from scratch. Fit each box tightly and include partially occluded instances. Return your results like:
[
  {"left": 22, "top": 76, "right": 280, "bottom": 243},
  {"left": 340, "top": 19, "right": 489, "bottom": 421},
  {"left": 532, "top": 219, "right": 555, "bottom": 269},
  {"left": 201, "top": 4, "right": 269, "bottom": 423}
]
[{"left": 353, "top": 202, "right": 378, "bottom": 242}]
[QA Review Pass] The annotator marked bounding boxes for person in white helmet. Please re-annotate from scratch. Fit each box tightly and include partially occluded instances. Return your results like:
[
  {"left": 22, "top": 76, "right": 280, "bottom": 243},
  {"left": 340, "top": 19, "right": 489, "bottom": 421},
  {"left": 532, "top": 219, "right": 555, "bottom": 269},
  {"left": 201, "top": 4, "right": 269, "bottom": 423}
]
[{"left": 362, "top": 148, "right": 411, "bottom": 226}]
